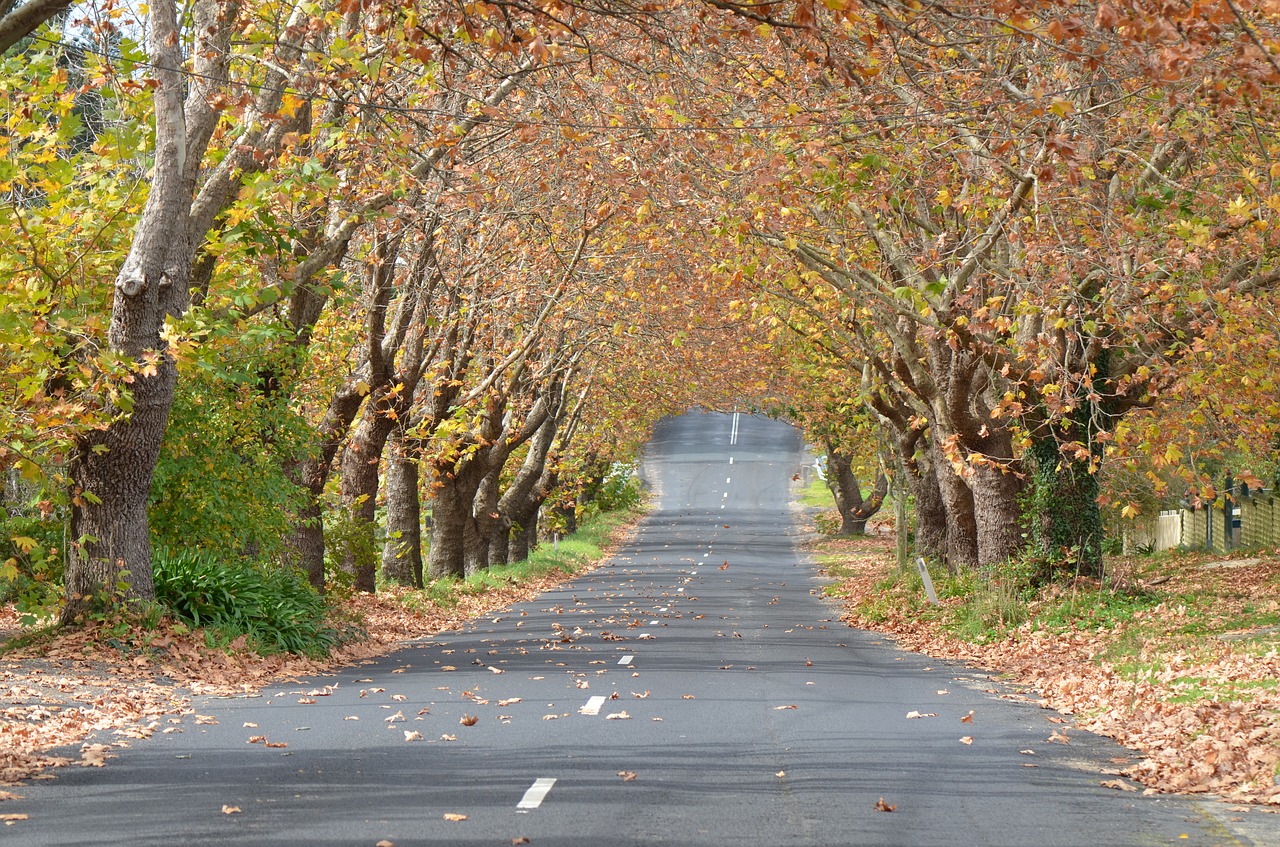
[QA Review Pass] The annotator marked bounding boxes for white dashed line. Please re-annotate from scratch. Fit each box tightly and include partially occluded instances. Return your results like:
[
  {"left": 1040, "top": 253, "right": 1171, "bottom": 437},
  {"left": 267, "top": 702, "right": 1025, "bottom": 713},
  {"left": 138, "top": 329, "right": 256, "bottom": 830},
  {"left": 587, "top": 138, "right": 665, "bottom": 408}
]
[
  {"left": 726, "top": 477, "right": 731, "bottom": 484},
  {"left": 517, "top": 777, "right": 557, "bottom": 810},
  {"left": 678, "top": 587, "right": 685, "bottom": 593},
  {"left": 618, "top": 655, "right": 634, "bottom": 666},
  {"left": 580, "top": 695, "right": 607, "bottom": 715},
  {"left": 729, "top": 457, "right": 734, "bottom": 465}
]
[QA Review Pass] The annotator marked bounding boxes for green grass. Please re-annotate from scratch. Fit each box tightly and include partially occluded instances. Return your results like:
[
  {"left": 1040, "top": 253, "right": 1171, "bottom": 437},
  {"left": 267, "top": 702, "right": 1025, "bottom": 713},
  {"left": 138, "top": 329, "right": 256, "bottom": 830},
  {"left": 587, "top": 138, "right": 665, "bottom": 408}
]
[
  {"left": 406, "top": 507, "right": 641, "bottom": 610},
  {"left": 799, "top": 474, "right": 834, "bottom": 509}
]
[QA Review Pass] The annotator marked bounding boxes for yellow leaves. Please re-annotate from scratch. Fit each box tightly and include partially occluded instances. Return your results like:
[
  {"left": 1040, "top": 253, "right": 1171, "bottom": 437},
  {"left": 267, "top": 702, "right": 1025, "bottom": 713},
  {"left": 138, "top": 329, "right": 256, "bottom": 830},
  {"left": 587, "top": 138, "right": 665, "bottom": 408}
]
[
  {"left": 1225, "top": 195, "right": 1253, "bottom": 218},
  {"left": 1121, "top": 503, "right": 1141, "bottom": 520},
  {"left": 442, "top": 813, "right": 468, "bottom": 822}
]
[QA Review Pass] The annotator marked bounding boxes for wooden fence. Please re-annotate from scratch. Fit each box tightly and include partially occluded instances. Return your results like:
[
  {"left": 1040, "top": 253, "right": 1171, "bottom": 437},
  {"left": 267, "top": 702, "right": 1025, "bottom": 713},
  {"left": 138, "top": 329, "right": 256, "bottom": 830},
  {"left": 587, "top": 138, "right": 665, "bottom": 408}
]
[{"left": 1124, "top": 490, "right": 1280, "bottom": 554}]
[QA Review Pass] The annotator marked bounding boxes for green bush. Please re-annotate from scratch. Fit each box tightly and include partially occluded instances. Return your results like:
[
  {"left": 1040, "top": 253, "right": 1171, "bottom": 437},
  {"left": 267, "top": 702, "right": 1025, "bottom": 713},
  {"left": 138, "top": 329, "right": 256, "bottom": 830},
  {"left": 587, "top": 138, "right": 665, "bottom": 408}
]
[
  {"left": 152, "top": 547, "right": 342, "bottom": 657},
  {"left": 585, "top": 462, "right": 642, "bottom": 515}
]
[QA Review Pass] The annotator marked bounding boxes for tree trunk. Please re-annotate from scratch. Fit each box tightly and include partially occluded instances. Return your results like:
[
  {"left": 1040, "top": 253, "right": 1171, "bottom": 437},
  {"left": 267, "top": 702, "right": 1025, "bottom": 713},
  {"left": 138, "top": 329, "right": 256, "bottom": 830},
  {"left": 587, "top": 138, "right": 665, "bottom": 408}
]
[
  {"left": 62, "top": 0, "right": 189, "bottom": 621},
  {"left": 65, "top": 364, "right": 174, "bottom": 618},
  {"left": 426, "top": 479, "right": 468, "bottom": 580},
  {"left": 908, "top": 447, "right": 948, "bottom": 561},
  {"left": 931, "top": 443, "right": 979, "bottom": 570},
  {"left": 465, "top": 466, "right": 501, "bottom": 575},
  {"left": 381, "top": 431, "right": 423, "bottom": 588},
  {"left": 1028, "top": 436, "right": 1104, "bottom": 578},
  {"left": 823, "top": 441, "right": 887, "bottom": 535},
  {"left": 970, "top": 463, "right": 1024, "bottom": 566},
  {"left": 338, "top": 399, "right": 399, "bottom": 592}
]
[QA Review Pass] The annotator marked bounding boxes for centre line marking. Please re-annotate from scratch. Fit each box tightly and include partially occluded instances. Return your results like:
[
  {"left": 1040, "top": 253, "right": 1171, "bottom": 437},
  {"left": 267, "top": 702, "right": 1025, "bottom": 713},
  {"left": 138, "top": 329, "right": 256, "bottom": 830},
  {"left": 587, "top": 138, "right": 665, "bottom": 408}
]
[
  {"left": 517, "top": 777, "right": 557, "bottom": 810},
  {"left": 580, "top": 695, "right": 607, "bottom": 715},
  {"left": 726, "top": 477, "right": 731, "bottom": 484},
  {"left": 729, "top": 456, "right": 734, "bottom": 465},
  {"left": 677, "top": 587, "right": 685, "bottom": 593},
  {"left": 618, "top": 655, "right": 634, "bottom": 665}
]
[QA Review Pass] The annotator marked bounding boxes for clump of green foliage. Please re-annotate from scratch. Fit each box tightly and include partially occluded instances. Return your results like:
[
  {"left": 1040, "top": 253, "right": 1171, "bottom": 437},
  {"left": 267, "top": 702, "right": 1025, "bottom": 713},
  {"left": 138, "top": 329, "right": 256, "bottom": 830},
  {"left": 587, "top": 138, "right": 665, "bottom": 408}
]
[{"left": 152, "top": 547, "right": 343, "bottom": 657}]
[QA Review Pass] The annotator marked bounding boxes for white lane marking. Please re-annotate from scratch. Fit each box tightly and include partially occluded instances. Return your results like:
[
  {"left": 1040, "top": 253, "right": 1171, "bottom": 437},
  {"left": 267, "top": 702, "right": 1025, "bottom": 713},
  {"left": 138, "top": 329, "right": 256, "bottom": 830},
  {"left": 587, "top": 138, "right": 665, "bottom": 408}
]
[
  {"left": 723, "top": 492, "right": 728, "bottom": 498},
  {"left": 517, "top": 777, "right": 557, "bottom": 810},
  {"left": 720, "top": 504, "right": 725, "bottom": 510},
  {"left": 618, "top": 655, "right": 634, "bottom": 665},
  {"left": 730, "top": 411, "right": 741, "bottom": 445},
  {"left": 649, "top": 620, "right": 659, "bottom": 625},
  {"left": 580, "top": 695, "right": 607, "bottom": 715},
  {"left": 729, "top": 457, "right": 734, "bottom": 465},
  {"left": 690, "top": 571, "right": 697, "bottom": 575},
  {"left": 726, "top": 477, "right": 731, "bottom": 484},
  {"left": 677, "top": 587, "right": 685, "bottom": 593}
]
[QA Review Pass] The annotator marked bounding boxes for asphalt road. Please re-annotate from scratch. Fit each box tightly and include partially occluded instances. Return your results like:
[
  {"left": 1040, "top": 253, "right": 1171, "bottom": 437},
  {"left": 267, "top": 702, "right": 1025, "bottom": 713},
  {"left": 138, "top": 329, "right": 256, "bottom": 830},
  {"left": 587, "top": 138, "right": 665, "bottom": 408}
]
[{"left": 8, "top": 411, "right": 1263, "bottom": 846}]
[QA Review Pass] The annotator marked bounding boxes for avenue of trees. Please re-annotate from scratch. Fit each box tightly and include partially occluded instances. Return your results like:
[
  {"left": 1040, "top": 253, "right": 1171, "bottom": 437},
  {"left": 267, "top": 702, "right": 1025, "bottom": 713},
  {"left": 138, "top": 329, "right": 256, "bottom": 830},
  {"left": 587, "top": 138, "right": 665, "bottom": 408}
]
[{"left": 2, "top": 0, "right": 1278, "bottom": 625}]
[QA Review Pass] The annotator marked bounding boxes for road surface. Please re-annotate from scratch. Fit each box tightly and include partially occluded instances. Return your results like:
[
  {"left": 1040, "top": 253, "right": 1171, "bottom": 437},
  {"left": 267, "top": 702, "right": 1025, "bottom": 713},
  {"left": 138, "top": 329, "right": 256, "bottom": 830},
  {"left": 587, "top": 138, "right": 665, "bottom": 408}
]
[{"left": 7, "top": 412, "right": 1261, "bottom": 846}]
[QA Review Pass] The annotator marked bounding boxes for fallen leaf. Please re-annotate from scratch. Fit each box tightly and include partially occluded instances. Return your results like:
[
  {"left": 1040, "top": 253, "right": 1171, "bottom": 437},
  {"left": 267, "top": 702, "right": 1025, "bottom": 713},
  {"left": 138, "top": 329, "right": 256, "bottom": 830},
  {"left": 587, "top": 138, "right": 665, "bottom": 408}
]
[
  {"left": 247, "top": 735, "right": 266, "bottom": 744},
  {"left": 618, "top": 771, "right": 637, "bottom": 781},
  {"left": 609, "top": 692, "right": 620, "bottom": 700},
  {"left": 936, "top": 689, "right": 949, "bottom": 695},
  {"left": 959, "top": 736, "right": 973, "bottom": 745},
  {"left": 542, "top": 714, "right": 558, "bottom": 721},
  {"left": 720, "top": 562, "right": 729, "bottom": 570},
  {"left": 489, "top": 667, "right": 504, "bottom": 674},
  {"left": 242, "top": 722, "right": 258, "bottom": 728},
  {"left": 439, "top": 733, "right": 457, "bottom": 741},
  {"left": 775, "top": 770, "right": 786, "bottom": 778},
  {"left": 605, "top": 711, "right": 631, "bottom": 720},
  {"left": 681, "top": 694, "right": 695, "bottom": 700},
  {"left": 195, "top": 715, "right": 219, "bottom": 725},
  {"left": 385, "top": 711, "right": 405, "bottom": 723},
  {"left": 961, "top": 711, "right": 975, "bottom": 724},
  {"left": 512, "top": 838, "right": 530, "bottom": 845},
  {"left": 773, "top": 705, "right": 797, "bottom": 710},
  {"left": 575, "top": 679, "right": 590, "bottom": 690},
  {"left": 264, "top": 741, "right": 287, "bottom": 748},
  {"left": 1048, "top": 730, "right": 1070, "bottom": 744},
  {"left": 297, "top": 698, "right": 317, "bottom": 705},
  {"left": 344, "top": 716, "right": 359, "bottom": 721},
  {"left": 404, "top": 731, "right": 423, "bottom": 741},
  {"left": 377, "top": 841, "right": 395, "bottom": 847},
  {"left": 1100, "top": 779, "right": 1138, "bottom": 792},
  {"left": 632, "top": 691, "right": 651, "bottom": 699},
  {"left": 905, "top": 711, "right": 937, "bottom": 719},
  {"left": 442, "top": 813, "right": 468, "bottom": 822},
  {"left": 460, "top": 715, "right": 478, "bottom": 726},
  {"left": 1, "top": 814, "right": 29, "bottom": 821},
  {"left": 875, "top": 798, "right": 896, "bottom": 812},
  {"left": 441, "top": 666, "right": 457, "bottom": 672},
  {"left": 1020, "top": 749, "right": 1036, "bottom": 755},
  {"left": 391, "top": 694, "right": 407, "bottom": 702},
  {"left": 221, "top": 805, "right": 241, "bottom": 815},
  {"left": 0, "top": 792, "right": 23, "bottom": 802},
  {"left": 498, "top": 698, "right": 522, "bottom": 706}
]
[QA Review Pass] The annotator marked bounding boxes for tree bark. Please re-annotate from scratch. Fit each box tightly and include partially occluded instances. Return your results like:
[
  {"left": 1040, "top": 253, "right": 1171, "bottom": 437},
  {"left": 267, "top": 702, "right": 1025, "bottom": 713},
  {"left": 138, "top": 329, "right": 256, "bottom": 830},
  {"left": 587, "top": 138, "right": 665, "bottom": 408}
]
[
  {"left": 381, "top": 431, "right": 423, "bottom": 588},
  {"left": 62, "top": 0, "right": 189, "bottom": 621},
  {"left": 930, "top": 441, "right": 979, "bottom": 570},
  {"left": 338, "top": 398, "right": 399, "bottom": 592},
  {"left": 823, "top": 441, "right": 887, "bottom": 535},
  {"left": 970, "top": 463, "right": 1024, "bottom": 566}
]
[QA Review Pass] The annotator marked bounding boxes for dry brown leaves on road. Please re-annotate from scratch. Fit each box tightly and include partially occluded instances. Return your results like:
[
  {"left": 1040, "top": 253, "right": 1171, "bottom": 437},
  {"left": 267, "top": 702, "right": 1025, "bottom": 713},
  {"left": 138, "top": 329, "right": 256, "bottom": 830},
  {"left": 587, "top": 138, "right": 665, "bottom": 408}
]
[
  {"left": 818, "top": 533, "right": 1280, "bottom": 806},
  {"left": 1, "top": 545, "right": 622, "bottom": 786}
]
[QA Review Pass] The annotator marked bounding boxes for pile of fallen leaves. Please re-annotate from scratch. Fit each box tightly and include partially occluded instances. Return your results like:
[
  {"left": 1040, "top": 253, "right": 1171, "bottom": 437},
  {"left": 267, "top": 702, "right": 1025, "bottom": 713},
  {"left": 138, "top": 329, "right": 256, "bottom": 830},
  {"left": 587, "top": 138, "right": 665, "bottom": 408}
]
[
  {"left": 816, "top": 532, "right": 1280, "bottom": 806},
  {"left": 0, "top": 538, "right": 629, "bottom": 787}
]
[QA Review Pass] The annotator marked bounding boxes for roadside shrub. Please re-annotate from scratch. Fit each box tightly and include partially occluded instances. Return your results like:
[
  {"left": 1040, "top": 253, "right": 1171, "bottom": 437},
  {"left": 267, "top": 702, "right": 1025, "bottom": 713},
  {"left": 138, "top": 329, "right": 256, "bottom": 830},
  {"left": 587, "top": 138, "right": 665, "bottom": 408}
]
[
  {"left": 152, "top": 547, "right": 341, "bottom": 657},
  {"left": 585, "top": 462, "right": 642, "bottom": 516}
]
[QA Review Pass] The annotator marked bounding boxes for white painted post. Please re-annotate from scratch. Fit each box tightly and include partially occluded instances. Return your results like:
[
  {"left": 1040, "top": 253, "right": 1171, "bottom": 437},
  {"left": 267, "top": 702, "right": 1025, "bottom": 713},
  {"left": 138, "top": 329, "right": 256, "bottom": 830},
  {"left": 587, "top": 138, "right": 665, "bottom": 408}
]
[{"left": 916, "top": 557, "right": 940, "bottom": 606}]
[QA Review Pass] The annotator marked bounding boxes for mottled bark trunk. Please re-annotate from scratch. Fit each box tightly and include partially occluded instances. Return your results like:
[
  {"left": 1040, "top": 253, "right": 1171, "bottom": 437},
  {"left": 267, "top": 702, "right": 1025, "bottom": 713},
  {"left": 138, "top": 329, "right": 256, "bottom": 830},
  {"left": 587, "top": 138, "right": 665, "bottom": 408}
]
[
  {"left": 62, "top": 0, "right": 190, "bottom": 621},
  {"left": 381, "top": 432, "right": 423, "bottom": 588},
  {"left": 510, "top": 501, "right": 540, "bottom": 561},
  {"left": 426, "top": 480, "right": 467, "bottom": 580},
  {"left": 288, "top": 489, "right": 326, "bottom": 589},
  {"left": 931, "top": 443, "right": 979, "bottom": 571},
  {"left": 338, "top": 402, "right": 398, "bottom": 592},
  {"left": 824, "top": 442, "right": 887, "bottom": 535},
  {"left": 65, "top": 362, "right": 174, "bottom": 617},
  {"left": 909, "top": 451, "right": 948, "bottom": 561},
  {"left": 488, "top": 515, "right": 512, "bottom": 569},
  {"left": 465, "top": 467, "right": 501, "bottom": 576},
  {"left": 970, "top": 463, "right": 1024, "bottom": 566}
]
